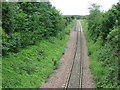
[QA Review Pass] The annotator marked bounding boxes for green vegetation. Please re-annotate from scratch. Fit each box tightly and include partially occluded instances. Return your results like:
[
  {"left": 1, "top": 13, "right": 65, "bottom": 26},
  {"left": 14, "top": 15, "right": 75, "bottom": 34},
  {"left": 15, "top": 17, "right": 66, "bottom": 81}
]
[
  {"left": 63, "top": 15, "right": 86, "bottom": 20},
  {"left": 2, "top": 2, "right": 75, "bottom": 88},
  {"left": 2, "top": 2, "right": 66, "bottom": 56},
  {"left": 2, "top": 18, "right": 75, "bottom": 88},
  {"left": 81, "top": 2, "right": 119, "bottom": 88},
  {"left": 3, "top": 36, "right": 67, "bottom": 88}
]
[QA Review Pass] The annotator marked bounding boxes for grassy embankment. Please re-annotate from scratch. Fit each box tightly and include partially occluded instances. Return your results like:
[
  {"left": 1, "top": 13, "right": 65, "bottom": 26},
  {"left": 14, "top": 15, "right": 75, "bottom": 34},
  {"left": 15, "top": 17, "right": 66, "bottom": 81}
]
[
  {"left": 2, "top": 21, "right": 75, "bottom": 88},
  {"left": 81, "top": 20, "right": 118, "bottom": 88}
]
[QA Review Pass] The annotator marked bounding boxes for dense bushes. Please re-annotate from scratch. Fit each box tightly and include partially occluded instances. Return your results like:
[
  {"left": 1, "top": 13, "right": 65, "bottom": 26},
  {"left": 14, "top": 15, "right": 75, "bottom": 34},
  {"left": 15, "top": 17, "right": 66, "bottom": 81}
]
[
  {"left": 2, "top": 20, "right": 75, "bottom": 88},
  {"left": 2, "top": 2, "right": 75, "bottom": 88},
  {"left": 0, "top": 2, "right": 74, "bottom": 88},
  {"left": 88, "top": 3, "right": 119, "bottom": 43},
  {"left": 82, "top": 3, "right": 119, "bottom": 88},
  {"left": 2, "top": 2, "right": 71, "bottom": 56}
]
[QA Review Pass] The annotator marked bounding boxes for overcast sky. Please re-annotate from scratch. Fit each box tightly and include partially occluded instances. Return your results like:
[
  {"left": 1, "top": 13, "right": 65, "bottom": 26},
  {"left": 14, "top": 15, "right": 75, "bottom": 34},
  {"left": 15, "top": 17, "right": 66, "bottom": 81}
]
[{"left": 49, "top": 0, "right": 119, "bottom": 15}]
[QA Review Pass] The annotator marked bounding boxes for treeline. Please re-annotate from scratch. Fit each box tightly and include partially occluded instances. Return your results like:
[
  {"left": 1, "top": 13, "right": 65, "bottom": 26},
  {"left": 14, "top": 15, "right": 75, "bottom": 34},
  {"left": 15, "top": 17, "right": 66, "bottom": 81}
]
[
  {"left": 63, "top": 15, "right": 85, "bottom": 20},
  {"left": 86, "top": 3, "right": 119, "bottom": 88},
  {"left": 2, "top": 2, "right": 73, "bottom": 56}
]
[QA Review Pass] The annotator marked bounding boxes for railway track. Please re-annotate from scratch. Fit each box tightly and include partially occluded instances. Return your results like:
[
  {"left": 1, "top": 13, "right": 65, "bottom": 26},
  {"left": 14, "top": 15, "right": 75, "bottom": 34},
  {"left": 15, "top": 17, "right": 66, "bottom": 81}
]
[{"left": 64, "top": 20, "right": 83, "bottom": 89}]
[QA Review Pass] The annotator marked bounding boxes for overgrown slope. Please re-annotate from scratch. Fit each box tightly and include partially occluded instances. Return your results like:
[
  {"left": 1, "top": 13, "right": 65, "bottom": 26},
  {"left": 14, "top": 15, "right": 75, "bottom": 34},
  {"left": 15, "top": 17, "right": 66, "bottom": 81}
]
[
  {"left": 2, "top": 20, "right": 75, "bottom": 88},
  {"left": 81, "top": 3, "right": 119, "bottom": 88},
  {"left": 2, "top": 2, "right": 75, "bottom": 88}
]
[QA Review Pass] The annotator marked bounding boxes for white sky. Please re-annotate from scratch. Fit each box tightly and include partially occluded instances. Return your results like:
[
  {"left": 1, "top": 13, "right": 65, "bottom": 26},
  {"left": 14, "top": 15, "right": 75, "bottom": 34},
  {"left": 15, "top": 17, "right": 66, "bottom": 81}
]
[{"left": 49, "top": 0, "right": 119, "bottom": 15}]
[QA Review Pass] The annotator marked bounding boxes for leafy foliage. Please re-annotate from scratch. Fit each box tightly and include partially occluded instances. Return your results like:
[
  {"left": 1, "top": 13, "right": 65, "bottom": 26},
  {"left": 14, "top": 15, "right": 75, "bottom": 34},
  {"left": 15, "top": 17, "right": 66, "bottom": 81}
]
[
  {"left": 2, "top": 2, "right": 72, "bottom": 56},
  {"left": 2, "top": 2, "right": 75, "bottom": 88},
  {"left": 82, "top": 2, "right": 120, "bottom": 88},
  {"left": 2, "top": 15, "right": 75, "bottom": 88}
]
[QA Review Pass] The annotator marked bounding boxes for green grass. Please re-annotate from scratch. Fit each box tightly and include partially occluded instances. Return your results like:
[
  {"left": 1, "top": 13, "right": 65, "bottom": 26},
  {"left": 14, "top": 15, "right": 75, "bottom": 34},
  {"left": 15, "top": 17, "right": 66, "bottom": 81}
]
[
  {"left": 81, "top": 20, "right": 119, "bottom": 88},
  {"left": 2, "top": 21, "right": 75, "bottom": 88},
  {"left": 3, "top": 38, "right": 66, "bottom": 88},
  {"left": 86, "top": 39, "right": 108, "bottom": 88}
]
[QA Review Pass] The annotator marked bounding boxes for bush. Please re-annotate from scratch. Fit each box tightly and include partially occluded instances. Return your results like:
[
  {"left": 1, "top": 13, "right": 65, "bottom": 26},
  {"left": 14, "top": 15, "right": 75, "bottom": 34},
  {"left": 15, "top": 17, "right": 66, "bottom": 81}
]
[{"left": 2, "top": 2, "right": 70, "bottom": 56}]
